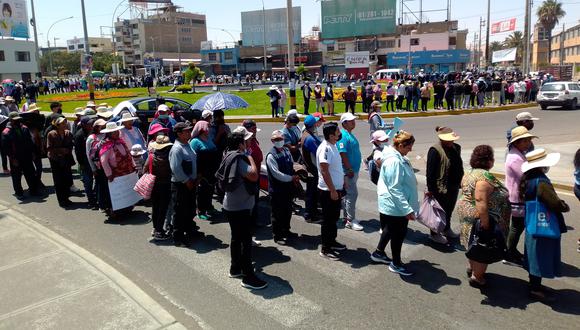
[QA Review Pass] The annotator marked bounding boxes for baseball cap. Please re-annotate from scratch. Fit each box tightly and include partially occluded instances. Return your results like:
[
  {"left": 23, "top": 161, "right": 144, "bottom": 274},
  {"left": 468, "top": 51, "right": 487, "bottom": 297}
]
[
  {"left": 286, "top": 113, "right": 300, "bottom": 124},
  {"left": 370, "top": 130, "right": 389, "bottom": 144},
  {"left": 271, "top": 130, "right": 284, "bottom": 140},
  {"left": 173, "top": 121, "right": 193, "bottom": 133},
  {"left": 157, "top": 104, "right": 170, "bottom": 112},
  {"left": 304, "top": 115, "right": 320, "bottom": 128},
  {"left": 516, "top": 112, "right": 539, "bottom": 121},
  {"left": 313, "top": 112, "right": 326, "bottom": 122},
  {"left": 202, "top": 109, "right": 213, "bottom": 119},
  {"left": 339, "top": 112, "right": 357, "bottom": 124}
]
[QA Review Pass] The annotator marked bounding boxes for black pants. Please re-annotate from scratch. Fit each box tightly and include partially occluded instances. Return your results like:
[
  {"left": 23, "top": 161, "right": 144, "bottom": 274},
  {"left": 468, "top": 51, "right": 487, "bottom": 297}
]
[
  {"left": 197, "top": 178, "right": 214, "bottom": 214},
  {"left": 345, "top": 100, "right": 355, "bottom": 114},
  {"left": 49, "top": 159, "right": 72, "bottom": 205},
  {"left": 431, "top": 189, "right": 459, "bottom": 234},
  {"left": 529, "top": 274, "right": 542, "bottom": 291},
  {"left": 171, "top": 182, "right": 197, "bottom": 242},
  {"left": 469, "top": 94, "right": 476, "bottom": 107},
  {"left": 304, "top": 176, "right": 319, "bottom": 219},
  {"left": 1, "top": 148, "right": 8, "bottom": 171},
  {"left": 303, "top": 99, "right": 310, "bottom": 115},
  {"left": 446, "top": 96, "right": 454, "bottom": 110},
  {"left": 319, "top": 189, "right": 342, "bottom": 250},
  {"left": 405, "top": 97, "right": 412, "bottom": 111},
  {"left": 574, "top": 184, "right": 580, "bottom": 201},
  {"left": 95, "top": 169, "right": 111, "bottom": 210},
  {"left": 396, "top": 95, "right": 404, "bottom": 110},
  {"left": 421, "top": 97, "right": 429, "bottom": 111},
  {"left": 364, "top": 97, "right": 373, "bottom": 113},
  {"left": 271, "top": 190, "right": 293, "bottom": 239},
  {"left": 270, "top": 101, "right": 279, "bottom": 118},
  {"left": 377, "top": 213, "right": 409, "bottom": 267},
  {"left": 226, "top": 209, "right": 254, "bottom": 275},
  {"left": 33, "top": 153, "right": 43, "bottom": 183},
  {"left": 506, "top": 216, "right": 525, "bottom": 255},
  {"left": 151, "top": 182, "right": 171, "bottom": 233},
  {"left": 9, "top": 158, "right": 37, "bottom": 195},
  {"left": 386, "top": 95, "right": 395, "bottom": 112}
]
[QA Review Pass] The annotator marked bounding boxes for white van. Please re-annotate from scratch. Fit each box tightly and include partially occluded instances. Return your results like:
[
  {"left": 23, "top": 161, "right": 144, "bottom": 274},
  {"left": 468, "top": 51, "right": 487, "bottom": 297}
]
[{"left": 375, "top": 69, "right": 403, "bottom": 80}]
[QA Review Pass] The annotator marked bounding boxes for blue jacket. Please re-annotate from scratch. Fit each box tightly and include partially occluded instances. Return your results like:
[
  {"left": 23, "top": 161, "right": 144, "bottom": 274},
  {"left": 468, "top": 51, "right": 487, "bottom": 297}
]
[{"left": 377, "top": 146, "right": 419, "bottom": 216}]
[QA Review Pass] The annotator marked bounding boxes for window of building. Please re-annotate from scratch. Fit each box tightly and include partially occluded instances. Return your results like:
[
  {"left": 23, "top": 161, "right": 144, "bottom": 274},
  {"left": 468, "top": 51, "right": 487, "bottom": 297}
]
[
  {"left": 338, "top": 42, "right": 346, "bottom": 50},
  {"left": 91, "top": 44, "right": 98, "bottom": 48},
  {"left": 68, "top": 45, "right": 75, "bottom": 50},
  {"left": 78, "top": 44, "right": 84, "bottom": 49},
  {"left": 15, "top": 51, "right": 30, "bottom": 62},
  {"left": 410, "top": 38, "right": 420, "bottom": 46},
  {"left": 449, "top": 37, "right": 457, "bottom": 46},
  {"left": 224, "top": 52, "right": 233, "bottom": 60},
  {"left": 326, "top": 44, "right": 334, "bottom": 51},
  {"left": 0, "top": 50, "right": 4, "bottom": 61},
  {"left": 208, "top": 53, "right": 217, "bottom": 61},
  {"left": 181, "top": 27, "right": 191, "bottom": 33},
  {"left": 385, "top": 40, "right": 395, "bottom": 48},
  {"left": 135, "top": 54, "right": 141, "bottom": 60},
  {"left": 181, "top": 36, "right": 192, "bottom": 43}
]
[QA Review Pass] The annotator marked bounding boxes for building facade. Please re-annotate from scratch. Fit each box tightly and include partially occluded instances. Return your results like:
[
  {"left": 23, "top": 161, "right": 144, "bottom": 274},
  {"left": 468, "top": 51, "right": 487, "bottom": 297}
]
[
  {"left": 114, "top": 4, "right": 207, "bottom": 73},
  {"left": 66, "top": 37, "right": 113, "bottom": 53},
  {"left": 0, "top": 39, "right": 39, "bottom": 81},
  {"left": 199, "top": 47, "right": 240, "bottom": 76}
]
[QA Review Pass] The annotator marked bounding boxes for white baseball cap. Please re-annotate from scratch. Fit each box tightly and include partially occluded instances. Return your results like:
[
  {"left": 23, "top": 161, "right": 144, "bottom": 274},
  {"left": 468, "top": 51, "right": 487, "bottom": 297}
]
[{"left": 339, "top": 112, "right": 357, "bottom": 124}]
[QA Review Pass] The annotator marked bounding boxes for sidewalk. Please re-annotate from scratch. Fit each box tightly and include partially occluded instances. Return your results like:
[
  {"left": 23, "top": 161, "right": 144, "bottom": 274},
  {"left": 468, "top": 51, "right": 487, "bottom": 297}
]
[{"left": 0, "top": 200, "right": 185, "bottom": 330}]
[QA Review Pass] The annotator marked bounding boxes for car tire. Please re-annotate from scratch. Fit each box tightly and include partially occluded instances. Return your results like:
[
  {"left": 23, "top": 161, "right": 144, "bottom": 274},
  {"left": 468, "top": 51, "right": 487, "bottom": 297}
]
[
  {"left": 540, "top": 104, "right": 548, "bottom": 110},
  {"left": 571, "top": 98, "right": 578, "bottom": 110}
]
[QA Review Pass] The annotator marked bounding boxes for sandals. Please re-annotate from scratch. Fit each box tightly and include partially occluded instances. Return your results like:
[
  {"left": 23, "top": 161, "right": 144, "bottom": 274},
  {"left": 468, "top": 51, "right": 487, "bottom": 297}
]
[{"left": 468, "top": 276, "right": 487, "bottom": 288}]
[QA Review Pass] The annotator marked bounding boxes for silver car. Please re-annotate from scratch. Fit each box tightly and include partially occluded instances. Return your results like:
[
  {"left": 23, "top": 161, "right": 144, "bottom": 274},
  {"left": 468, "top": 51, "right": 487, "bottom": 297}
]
[{"left": 537, "top": 81, "right": 580, "bottom": 110}]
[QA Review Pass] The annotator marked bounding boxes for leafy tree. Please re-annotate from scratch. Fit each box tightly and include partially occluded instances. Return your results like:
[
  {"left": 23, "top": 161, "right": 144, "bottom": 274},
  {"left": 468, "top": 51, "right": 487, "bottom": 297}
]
[
  {"left": 504, "top": 31, "right": 524, "bottom": 64},
  {"left": 489, "top": 41, "right": 504, "bottom": 53},
  {"left": 182, "top": 62, "right": 205, "bottom": 92},
  {"left": 296, "top": 64, "right": 308, "bottom": 79},
  {"left": 92, "top": 53, "right": 123, "bottom": 73},
  {"left": 40, "top": 51, "right": 80, "bottom": 76},
  {"left": 537, "top": 0, "right": 566, "bottom": 63}
]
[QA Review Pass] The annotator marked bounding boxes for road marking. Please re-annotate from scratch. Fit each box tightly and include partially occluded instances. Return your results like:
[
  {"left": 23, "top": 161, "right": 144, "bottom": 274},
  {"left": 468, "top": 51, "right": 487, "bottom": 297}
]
[{"left": 160, "top": 245, "right": 322, "bottom": 328}]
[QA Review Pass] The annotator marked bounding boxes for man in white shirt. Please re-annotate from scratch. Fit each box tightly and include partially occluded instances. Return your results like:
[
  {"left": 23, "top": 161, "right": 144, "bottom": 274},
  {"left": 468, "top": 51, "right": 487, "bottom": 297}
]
[{"left": 316, "top": 122, "right": 347, "bottom": 260}]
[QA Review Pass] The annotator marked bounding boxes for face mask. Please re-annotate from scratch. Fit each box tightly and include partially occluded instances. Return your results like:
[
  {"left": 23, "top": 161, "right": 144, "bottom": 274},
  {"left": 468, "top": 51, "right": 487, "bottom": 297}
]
[
  {"left": 381, "top": 142, "right": 389, "bottom": 148},
  {"left": 273, "top": 140, "right": 285, "bottom": 148},
  {"left": 313, "top": 127, "right": 319, "bottom": 135}
]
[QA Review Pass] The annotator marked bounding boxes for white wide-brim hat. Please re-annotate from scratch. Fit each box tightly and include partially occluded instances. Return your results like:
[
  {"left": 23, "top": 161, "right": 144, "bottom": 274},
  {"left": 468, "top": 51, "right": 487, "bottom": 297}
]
[
  {"left": 521, "top": 148, "right": 561, "bottom": 173},
  {"left": 100, "top": 122, "right": 123, "bottom": 134}
]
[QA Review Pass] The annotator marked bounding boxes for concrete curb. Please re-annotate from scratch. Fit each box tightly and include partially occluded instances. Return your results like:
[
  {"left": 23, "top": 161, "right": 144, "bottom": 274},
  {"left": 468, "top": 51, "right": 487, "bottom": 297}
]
[
  {"left": 490, "top": 171, "right": 574, "bottom": 192},
  {"left": 223, "top": 103, "right": 538, "bottom": 124},
  {"left": 0, "top": 201, "right": 185, "bottom": 330}
]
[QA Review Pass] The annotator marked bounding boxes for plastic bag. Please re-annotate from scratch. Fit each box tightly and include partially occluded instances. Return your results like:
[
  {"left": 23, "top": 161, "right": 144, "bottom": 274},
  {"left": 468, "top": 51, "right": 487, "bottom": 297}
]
[{"left": 417, "top": 195, "right": 447, "bottom": 234}]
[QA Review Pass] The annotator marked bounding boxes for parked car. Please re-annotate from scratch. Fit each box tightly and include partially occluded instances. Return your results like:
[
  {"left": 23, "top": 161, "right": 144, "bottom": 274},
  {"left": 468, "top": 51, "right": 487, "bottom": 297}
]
[
  {"left": 113, "top": 96, "right": 201, "bottom": 135},
  {"left": 537, "top": 81, "right": 580, "bottom": 110}
]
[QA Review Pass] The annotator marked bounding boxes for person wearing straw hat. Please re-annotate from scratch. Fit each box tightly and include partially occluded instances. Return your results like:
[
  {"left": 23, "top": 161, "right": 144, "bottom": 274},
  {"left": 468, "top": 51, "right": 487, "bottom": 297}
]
[
  {"left": 4, "top": 96, "right": 18, "bottom": 113},
  {"left": 504, "top": 126, "right": 538, "bottom": 265},
  {"left": 2, "top": 112, "right": 40, "bottom": 198},
  {"left": 118, "top": 112, "right": 145, "bottom": 156},
  {"left": 143, "top": 135, "right": 173, "bottom": 241},
  {"left": 425, "top": 126, "right": 464, "bottom": 244},
  {"left": 86, "top": 101, "right": 97, "bottom": 110},
  {"left": 21, "top": 103, "right": 47, "bottom": 187},
  {"left": 519, "top": 148, "right": 569, "bottom": 301},
  {"left": 47, "top": 117, "right": 75, "bottom": 208},
  {"left": 96, "top": 106, "right": 114, "bottom": 120},
  {"left": 267, "top": 84, "right": 281, "bottom": 118},
  {"left": 506, "top": 112, "right": 539, "bottom": 151},
  {"left": 86, "top": 119, "right": 108, "bottom": 212},
  {"left": 130, "top": 144, "right": 147, "bottom": 176}
]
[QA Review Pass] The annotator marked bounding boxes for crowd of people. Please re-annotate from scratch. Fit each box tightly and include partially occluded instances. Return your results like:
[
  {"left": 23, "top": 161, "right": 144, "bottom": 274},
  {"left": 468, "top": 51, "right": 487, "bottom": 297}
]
[{"left": 0, "top": 92, "right": 577, "bottom": 296}]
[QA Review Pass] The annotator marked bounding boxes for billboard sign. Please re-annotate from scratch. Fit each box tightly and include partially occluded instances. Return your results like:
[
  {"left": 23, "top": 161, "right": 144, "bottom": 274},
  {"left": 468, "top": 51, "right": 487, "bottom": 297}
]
[
  {"left": 0, "top": 0, "right": 29, "bottom": 38},
  {"left": 241, "top": 7, "right": 301, "bottom": 46},
  {"left": 387, "top": 50, "right": 471, "bottom": 66},
  {"left": 321, "top": 0, "right": 396, "bottom": 39},
  {"left": 345, "top": 51, "right": 370, "bottom": 68},
  {"left": 491, "top": 18, "right": 516, "bottom": 34},
  {"left": 492, "top": 48, "right": 517, "bottom": 63}
]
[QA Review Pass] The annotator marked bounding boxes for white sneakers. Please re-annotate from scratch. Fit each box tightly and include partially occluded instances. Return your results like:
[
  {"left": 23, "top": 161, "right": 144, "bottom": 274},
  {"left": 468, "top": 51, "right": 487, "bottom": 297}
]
[{"left": 345, "top": 220, "right": 363, "bottom": 231}]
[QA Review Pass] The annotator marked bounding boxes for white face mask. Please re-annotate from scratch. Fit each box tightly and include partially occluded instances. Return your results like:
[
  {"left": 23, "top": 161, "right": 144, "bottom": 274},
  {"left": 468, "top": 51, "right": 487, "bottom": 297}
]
[
  {"left": 380, "top": 142, "right": 390, "bottom": 148},
  {"left": 273, "top": 140, "right": 285, "bottom": 148}
]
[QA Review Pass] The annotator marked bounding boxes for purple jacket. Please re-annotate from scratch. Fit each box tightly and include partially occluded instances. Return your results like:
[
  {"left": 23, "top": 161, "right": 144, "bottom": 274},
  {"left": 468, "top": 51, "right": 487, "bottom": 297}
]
[{"left": 505, "top": 147, "right": 526, "bottom": 217}]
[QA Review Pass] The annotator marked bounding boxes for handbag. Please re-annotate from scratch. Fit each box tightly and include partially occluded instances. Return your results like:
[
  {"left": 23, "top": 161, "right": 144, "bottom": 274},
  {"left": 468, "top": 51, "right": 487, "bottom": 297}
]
[
  {"left": 524, "top": 179, "right": 561, "bottom": 239},
  {"left": 417, "top": 195, "right": 447, "bottom": 234},
  {"left": 133, "top": 154, "right": 156, "bottom": 200},
  {"left": 465, "top": 216, "right": 506, "bottom": 264}
]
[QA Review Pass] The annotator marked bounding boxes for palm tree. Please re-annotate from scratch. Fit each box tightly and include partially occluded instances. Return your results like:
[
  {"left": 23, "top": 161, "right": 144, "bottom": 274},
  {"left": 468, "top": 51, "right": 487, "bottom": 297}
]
[
  {"left": 504, "top": 31, "right": 524, "bottom": 64},
  {"left": 489, "top": 41, "right": 504, "bottom": 53},
  {"left": 537, "top": 0, "right": 566, "bottom": 63}
]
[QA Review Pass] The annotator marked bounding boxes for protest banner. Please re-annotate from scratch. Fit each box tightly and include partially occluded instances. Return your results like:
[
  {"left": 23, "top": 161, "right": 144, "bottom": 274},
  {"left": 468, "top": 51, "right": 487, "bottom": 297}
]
[{"left": 108, "top": 172, "right": 142, "bottom": 211}]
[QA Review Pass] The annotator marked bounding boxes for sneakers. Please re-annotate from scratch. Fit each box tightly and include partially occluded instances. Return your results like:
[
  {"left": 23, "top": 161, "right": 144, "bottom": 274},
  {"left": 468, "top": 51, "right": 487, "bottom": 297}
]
[
  {"left": 429, "top": 233, "right": 449, "bottom": 245},
  {"left": 274, "top": 237, "right": 287, "bottom": 245},
  {"left": 388, "top": 264, "right": 414, "bottom": 276},
  {"left": 69, "top": 185, "right": 81, "bottom": 193},
  {"left": 345, "top": 220, "right": 364, "bottom": 231},
  {"left": 229, "top": 267, "right": 243, "bottom": 278},
  {"left": 330, "top": 241, "right": 346, "bottom": 251},
  {"left": 319, "top": 249, "right": 340, "bottom": 261},
  {"left": 252, "top": 238, "right": 262, "bottom": 247},
  {"left": 152, "top": 231, "right": 171, "bottom": 241},
  {"left": 198, "top": 213, "right": 210, "bottom": 220},
  {"left": 241, "top": 275, "right": 268, "bottom": 290},
  {"left": 370, "top": 251, "right": 392, "bottom": 265},
  {"left": 443, "top": 228, "right": 460, "bottom": 239}
]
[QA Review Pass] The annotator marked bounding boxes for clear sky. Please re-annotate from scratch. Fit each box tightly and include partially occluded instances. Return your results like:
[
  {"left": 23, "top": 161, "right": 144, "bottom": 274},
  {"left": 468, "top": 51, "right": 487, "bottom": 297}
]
[{"left": 30, "top": 0, "right": 580, "bottom": 49}]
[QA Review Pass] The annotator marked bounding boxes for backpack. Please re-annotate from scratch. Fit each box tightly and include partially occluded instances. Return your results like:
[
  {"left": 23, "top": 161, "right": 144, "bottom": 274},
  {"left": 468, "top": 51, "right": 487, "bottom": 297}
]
[
  {"left": 365, "top": 151, "right": 380, "bottom": 185},
  {"left": 508, "top": 84, "right": 515, "bottom": 94}
]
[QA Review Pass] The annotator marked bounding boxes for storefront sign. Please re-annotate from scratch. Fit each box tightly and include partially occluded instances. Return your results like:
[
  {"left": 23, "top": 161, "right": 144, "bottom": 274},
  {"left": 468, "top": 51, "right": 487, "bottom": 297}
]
[{"left": 345, "top": 51, "right": 369, "bottom": 68}]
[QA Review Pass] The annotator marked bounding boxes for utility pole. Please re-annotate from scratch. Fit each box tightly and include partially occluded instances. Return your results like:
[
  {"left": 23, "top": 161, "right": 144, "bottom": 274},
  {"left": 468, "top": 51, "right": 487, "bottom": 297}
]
[
  {"left": 485, "top": 0, "right": 491, "bottom": 69},
  {"left": 523, "top": 0, "right": 532, "bottom": 75},
  {"left": 473, "top": 32, "right": 477, "bottom": 67},
  {"left": 559, "top": 23, "right": 565, "bottom": 66},
  {"left": 80, "top": 0, "right": 95, "bottom": 101},
  {"left": 262, "top": 0, "right": 268, "bottom": 76},
  {"left": 30, "top": 0, "right": 41, "bottom": 78},
  {"left": 479, "top": 17, "right": 484, "bottom": 68},
  {"left": 287, "top": 0, "right": 296, "bottom": 110}
]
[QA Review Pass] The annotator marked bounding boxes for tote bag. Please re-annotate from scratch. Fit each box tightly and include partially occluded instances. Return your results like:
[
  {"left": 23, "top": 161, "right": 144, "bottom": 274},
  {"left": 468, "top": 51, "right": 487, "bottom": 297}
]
[
  {"left": 525, "top": 179, "right": 561, "bottom": 239},
  {"left": 134, "top": 154, "right": 156, "bottom": 200},
  {"left": 417, "top": 195, "right": 447, "bottom": 233}
]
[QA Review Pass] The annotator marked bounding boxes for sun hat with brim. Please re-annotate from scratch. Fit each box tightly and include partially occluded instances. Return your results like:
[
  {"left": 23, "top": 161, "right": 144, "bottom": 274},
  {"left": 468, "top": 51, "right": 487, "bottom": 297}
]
[
  {"left": 436, "top": 127, "right": 460, "bottom": 142},
  {"left": 96, "top": 106, "right": 113, "bottom": 118},
  {"left": 271, "top": 130, "right": 284, "bottom": 140},
  {"left": 93, "top": 119, "right": 107, "bottom": 127},
  {"left": 201, "top": 109, "right": 213, "bottom": 119},
  {"left": 149, "top": 135, "right": 173, "bottom": 150},
  {"left": 269, "top": 85, "right": 278, "bottom": 90},
  {"left": 5, "top": 96, "right": 15, "bottom": 102},
  {"left": 53, "top": 117, "right": 67, "bottom": 126},
  {"left": 157, "top": 104, "right": 170, "bottom": 112},
  {"left": 370, "top": 130, "right": 389, "bottom": 144},
  {"left": 287, "top": 109, "right": 298, "bottom": 117},
  {"left": 509, "top": 126, "right": 538, "bottom": 145},
  {"left": 74, "top": 107, "right": 85, "bottom": 115},
  {"left": 130, "top": 144, "right": 147, "bottom": 156},
  {"left": 148, "top": 123, "right": 169, "bottom": 135},
  {"left": 515, "top": 112, "right": 539, "bottom": 121},
  {"left": 232, "top": 126, "right": 253, "bottom": 141},
  {"left": 119, "top": 112, "right": 138, "bottom": 123},
  {"left": 340, "top": 112, "right": 357, "bottom": 124},
  {"left": 86, "top": 101, "right": 96, "bottom": 107},
  {"left": 25, "top": 103, "right": 41, "bottom": 113},
  {"left": 522, "top": 148, "right": 560, "bottom": 173},
  {"left": 8, "top": 112, "right": 22, "bottom": 120},
  {"left": 100, "top": 122, "right": 123, "bottom": 134}
]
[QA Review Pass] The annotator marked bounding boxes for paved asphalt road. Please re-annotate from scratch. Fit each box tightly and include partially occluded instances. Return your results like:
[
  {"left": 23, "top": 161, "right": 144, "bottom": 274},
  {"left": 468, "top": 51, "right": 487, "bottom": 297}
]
[{"left": 0, "top": 106, "right": 579, "bottom": 329}]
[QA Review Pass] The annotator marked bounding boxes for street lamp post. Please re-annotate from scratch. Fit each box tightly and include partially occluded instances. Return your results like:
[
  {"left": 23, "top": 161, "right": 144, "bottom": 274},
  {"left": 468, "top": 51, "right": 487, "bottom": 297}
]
[
  {"left": 407, "top": 29, "right": 417, "bottom": 75},
  {"left": 47, "top": 16, "right": 74, "bottom": 76},
  {"left": 80, "top": 0, "right": 95, "bottom": 101},
  {"left": 261, "top": 0, "right": 268, "bottom": 76}
]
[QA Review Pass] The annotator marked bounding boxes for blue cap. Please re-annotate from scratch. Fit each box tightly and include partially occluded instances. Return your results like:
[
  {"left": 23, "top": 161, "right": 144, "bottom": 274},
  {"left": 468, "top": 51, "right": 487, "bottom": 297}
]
[{"left": 304, "top": 115, "right": 319, "bottom": 128}]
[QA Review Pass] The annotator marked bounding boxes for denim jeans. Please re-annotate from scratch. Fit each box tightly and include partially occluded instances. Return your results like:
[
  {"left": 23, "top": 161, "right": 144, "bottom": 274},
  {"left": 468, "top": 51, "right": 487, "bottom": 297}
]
[
  {"left": 342, "top": 172, "right": 359, "bottom": 222},
  {"left": 80, "top": 165, "right": 96, "bottom": 204}
]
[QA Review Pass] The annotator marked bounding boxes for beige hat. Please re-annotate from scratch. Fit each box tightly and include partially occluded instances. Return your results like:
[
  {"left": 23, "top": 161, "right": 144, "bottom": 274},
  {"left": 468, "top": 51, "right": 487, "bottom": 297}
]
[
  {"left": 25, "top": 103, "right": 41, "bottom": 113},
  {"left": 436, "top": 127, "right": 460, "bottom": 142},
  {"left": 119, "top": 112, "right": 138, "bottom": 123},
  {"left": 5, "top": 96, "right": 14, "bottom": 102},
  {"left": 96, "top": 106, "right": 113, "bottom": 119},
  {"left": 516, "top": 112, "right": 539, "bottom": 121},
  {"left": 149, "top": 135, "right": 173, "bottom": 150},
  {"left": 522, "top": 148, "right": 560, "bottom": 173},
  {"left": 93, "top": 118, "right": 107, "bottom": 127},
  {"left": 130, "top": 144, "right": 146, "bottom": 156},
  {"left": 86, "top": 101, "right": 96, "bottom": 107},
  {"left": 100, "top": 122, "right": 123, "bottom": 134},
  {"left": 232, "top": 126, "right": 253, "bottom": 141},
  {"left": 509, "top": 126, "right": 538, "bottom": 145}
]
